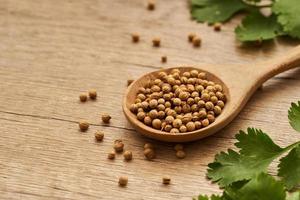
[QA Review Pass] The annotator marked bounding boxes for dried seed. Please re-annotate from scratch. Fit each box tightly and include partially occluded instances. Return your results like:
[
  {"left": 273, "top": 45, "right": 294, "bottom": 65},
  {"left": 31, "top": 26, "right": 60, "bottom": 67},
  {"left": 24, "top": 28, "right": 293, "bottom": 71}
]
[
  {"left": 161, "top": 56, "right": 167, "bottom": 63},
  {"left": 144, "top": 148, "right": 156, "bottom": 160},
  {"left": 123, "top": 150, "right": 133, "bottom": 161},
  {"left": 162, "top": 176, "right": 171, "bottom": 185},
  {"left": 176, "top": 150, "right": 186, "bottom": 159},
  {"left": 94, "top": 131, "right": 104, "bottom": 141},
  {"left": 101, "top": 114, "right": 111, "bottom": 123},
  {"left": 118, "top": 176, "right": 128, "bottom": 187},
  {"left": 214, "top": 22, "right": 222, "bottom": 31},
  {"left": 88, "top": 89, "right": 97, "bottom": 100},
  {"left": 108, "top": 151, "right": 115, "bottom": 160},
  {"left": 152, "top": 38, "right": 161, "bottom": 47},
  {"left": 79, "top": 120, "right": 89, "bottom": 132},
  {"left": 79, "top": 93, "right": 88, "bottom": 102},
  {"left": 147, "top": 0, "right": 155, "bottom": 10},
  {"left": 131, "top": 33, "right": 140, "bottom": 43}
]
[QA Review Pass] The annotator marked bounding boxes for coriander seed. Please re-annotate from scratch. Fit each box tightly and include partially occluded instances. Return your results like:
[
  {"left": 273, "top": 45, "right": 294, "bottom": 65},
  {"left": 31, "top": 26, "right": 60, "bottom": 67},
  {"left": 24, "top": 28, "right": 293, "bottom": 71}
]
[
  {"left": 118, "top": 176, "right": 128, "bottom": 187},
  {"left": 147, "top": 0, "right": 155, "bottom": 10},
  {"left": 152, "top": 119, "right": 162, "bottom": 129},
  {"left": 149, "top": 109, "right": 158, "bottom": 119},
  {"left": 144, "top": 148, "right": 156, "bottom": 160},
  {"left": 188, "top": 33, "right": 196, "bottom": 42},
  {"left": 137, "top": 112, "right": 146, "bottom": 121},
  {"left": 161, "top": 56, "right": 167, "bottom": 63},
  {"left": 164, "top": 124, "right": 172, "bottom": 132},
  {"left": 95, "top": 131, "right": 104, "bottom": 141},
  {"left": 172, "top": 119, "right": 182, "bottom": 128},
  {"left": 108, "top": 151, "right": 115, "bottom": 160},
  {"left": 130, "top": 104, "right": 139, "bottom": 113},
  {"left": 162, "top": 176, "right": 171, "bottom": 185},
  {"left": 88, "top": 89, "right": 97, "bottom": 100},
  {"left": 214, "top": 22, "right": 222, "bottom": 31},
  {"left": 144, "top": 116, "right": 152, "bottom": 126},
  {"left": 205, "top": 102, "right": 214, "bottom": 111},
  {"left": 114, "top": 140, "right": 124, "bottom": 153},
  {"left": 123, "top": 150, "right": 133, "bottom": 161},
  {"left": 207, "top": 114, "right": 215, "bottom": 123},
  {"left": 79, "top": 120, "right": 89, "bottom": 132},
  {"left": 79, "top": 93, "right": 88, "bottom": 102},
  {"left": 214, "top": 106, "right": 222, "bottom": 115},
  {"left": 131, "top": 33, "right": 140, "bottom": 43},
  {"left": 202, "top": 119, "right": 210, "bottom": 127},
  {"left": 170, "top": 128, "right": 179, "bottom": 134},
  {"left": 192, "top": 37, "right": 201, "bottom": 47},
  {"left": 179, "top": 125, "right": 187, "bottom": 133},
  {"left": 101, "top": 114, "right": 111, "bottom": 123},
  {"left": 149, "top": 99, "right": 158, "bottom": 108},
  {"left": 152, "top": 38, "right": 161, "bottom": 47},
  {"left": 176, "top": 150, "right": 186, "bottom": 159}
]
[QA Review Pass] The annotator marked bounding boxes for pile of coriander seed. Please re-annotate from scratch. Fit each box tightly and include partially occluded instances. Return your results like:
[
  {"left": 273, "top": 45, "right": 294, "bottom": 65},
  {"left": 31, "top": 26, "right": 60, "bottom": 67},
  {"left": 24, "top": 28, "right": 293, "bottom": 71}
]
[{"left": 130, "top": 69, "right": 226, "bottom": 133}]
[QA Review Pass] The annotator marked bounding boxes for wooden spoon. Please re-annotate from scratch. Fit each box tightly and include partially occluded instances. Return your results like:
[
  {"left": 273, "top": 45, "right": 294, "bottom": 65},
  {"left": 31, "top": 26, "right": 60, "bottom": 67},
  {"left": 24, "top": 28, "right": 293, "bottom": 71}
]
[{"left": 123, "top": 46, "right": 300, "bottom": 142}]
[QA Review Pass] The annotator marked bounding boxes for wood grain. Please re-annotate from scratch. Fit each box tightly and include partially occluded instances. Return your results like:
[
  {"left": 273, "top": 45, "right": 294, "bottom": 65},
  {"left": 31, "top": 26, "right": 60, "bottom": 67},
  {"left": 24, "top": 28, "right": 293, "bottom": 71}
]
[{"left": 0, "top": 0, "right": 300, "bottom": 199}]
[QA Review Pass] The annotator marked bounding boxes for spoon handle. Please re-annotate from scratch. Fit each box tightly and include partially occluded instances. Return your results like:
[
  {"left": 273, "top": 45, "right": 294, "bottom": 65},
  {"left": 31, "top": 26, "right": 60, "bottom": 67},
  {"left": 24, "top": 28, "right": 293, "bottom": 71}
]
[{"left": 259, "top": 45, "right": 300, "bottom": 83}]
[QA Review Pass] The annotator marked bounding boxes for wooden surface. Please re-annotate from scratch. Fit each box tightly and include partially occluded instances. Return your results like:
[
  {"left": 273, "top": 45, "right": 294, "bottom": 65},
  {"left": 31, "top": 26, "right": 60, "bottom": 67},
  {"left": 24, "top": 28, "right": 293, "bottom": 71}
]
[{"left": 1, "top": 0, "right": 300, "bottom": 199}]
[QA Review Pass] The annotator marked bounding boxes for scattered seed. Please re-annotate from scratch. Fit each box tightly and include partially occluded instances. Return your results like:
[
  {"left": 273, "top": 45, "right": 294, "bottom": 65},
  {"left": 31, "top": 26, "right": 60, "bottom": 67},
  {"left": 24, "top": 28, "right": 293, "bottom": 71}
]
[
  {"left": 94, "top": 131, "right": 104, "bottom": 141},
  {"left": 147, "top": 0, "right": 155, "bottom": 10},
  {"left": 162, "top": 176, "right": 171, "bottom": 185},
  {"left": 123, "top": 150, "right": 133, "bottom": 161},
  {"left": 161, "top": 56, "right": 167, "bottom": 63},
  {"left": 192, "top": 37, "right": 201, "bottom": 47},
  {"left": 118, "top": 176, "right": 128, "bottom": 187},
  {"left": 176, "top": 150, "right": 186, "bottom": 159},
  {"left": 188, "top": 33, "right": 196, "bottom": 42},
  {"left": 108, "top": 151, "right": 115, "bottom": 160},
  {"left": 131, "top": 33, "right": 140, "bottom": 43},
  {"left": 79, "top": 93, "right": 87, "bottom": 102},
  {"left": 152, "top": 38, "right": 161, "bottom": 47},
  {"left": 88, "top": 89, "right": 97, "bottom": 100},
  {"left": 102, "top": 114, "right": 111, "bottom": 123},
  {"left": 144, "top": 148, "right": 156, "bottom": 160},
  {"left": 79, "top": 120, "right": 89, "bottom": 132},
  {"left": 114, "top": 140, "right": 124, "bottom": 152},
  {"left": 214, "top": 22, "right": 222, "bottom": 31}
]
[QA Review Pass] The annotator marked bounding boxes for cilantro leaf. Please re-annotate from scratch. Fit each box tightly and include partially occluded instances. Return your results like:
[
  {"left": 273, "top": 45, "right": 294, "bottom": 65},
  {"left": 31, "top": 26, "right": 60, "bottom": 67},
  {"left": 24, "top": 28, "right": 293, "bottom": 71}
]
[
  {"left": 278, "top": 145, "right": 300, "bottom": 190},
  {"left": 273, "top": 0, "right": 300, "bottom": 39},
  {"left": 235, "top": 12, "right": 283, "bottom": 42},
  {"left": 191, "top": 0, "right": 248, "bottom": 23},
  {"left": 288, "top": 101, "right": 300, "bottom": 132},
  {"left": 235, "top": 128, "right": 283, "bottom": 159},
  {"left": 207, "top": 128, "right": 297, "bottom": 187},
  {"left": 287, "top": 192, "right": 300, "bottom": 200},
  {"left": 226, "top": 173, "right": 286, "bottom": 200}
]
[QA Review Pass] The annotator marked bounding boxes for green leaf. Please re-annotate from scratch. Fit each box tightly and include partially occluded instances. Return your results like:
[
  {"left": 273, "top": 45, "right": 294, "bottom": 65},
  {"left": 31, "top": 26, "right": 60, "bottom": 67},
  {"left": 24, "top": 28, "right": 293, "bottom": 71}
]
[
  {"left": 207, "top": 128, "right": 298, "bottom": 187},
  {"left": 278, "top": 145, "right": 300, "bottom": 190},
  {"left": 235, "top": 128, "right": 284, "bottom": 159},
  {"left": 273, "top": 0, "right": 300, "bottom": 38},
  {"left": 235, "top": 12, "right": 283, "bottom": 42},
  {"left": 226, "top": 173, "right": 286, "bottom": 200},
  {"left": 191, "top": 0, "right": 248, "bottom": 23},
  {"left": 288, "top": 101, "right": 300, "bottom": 132},
  {"left": 287, "top": 192, "right": 300, "bottom": 200}
]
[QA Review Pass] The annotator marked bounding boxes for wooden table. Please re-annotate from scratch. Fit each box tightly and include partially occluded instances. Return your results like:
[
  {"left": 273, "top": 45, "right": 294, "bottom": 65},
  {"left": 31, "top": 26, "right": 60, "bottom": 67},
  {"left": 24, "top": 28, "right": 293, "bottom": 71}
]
[{"left": 1, "top": 0, "right": 300, "bottom": 199}]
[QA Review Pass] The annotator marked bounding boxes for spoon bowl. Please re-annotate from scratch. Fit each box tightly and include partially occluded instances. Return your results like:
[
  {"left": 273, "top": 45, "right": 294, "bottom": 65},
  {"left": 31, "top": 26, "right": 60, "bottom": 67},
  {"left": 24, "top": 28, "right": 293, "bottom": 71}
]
[{"left": 123, "top": 46, "right": 300, "bottom": 142}]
